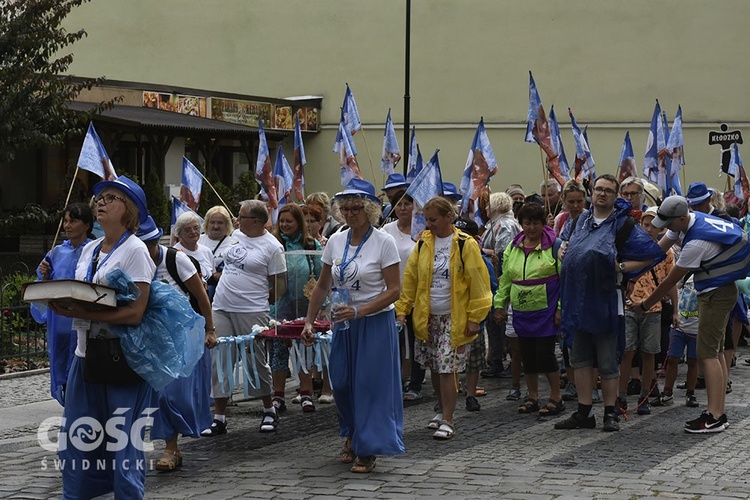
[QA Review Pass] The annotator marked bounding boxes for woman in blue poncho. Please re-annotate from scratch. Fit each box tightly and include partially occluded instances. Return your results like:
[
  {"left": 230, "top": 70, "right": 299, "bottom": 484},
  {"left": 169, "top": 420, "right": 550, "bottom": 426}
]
[{"left": 31, "top": 203, "right": 94, "bottom": 405}]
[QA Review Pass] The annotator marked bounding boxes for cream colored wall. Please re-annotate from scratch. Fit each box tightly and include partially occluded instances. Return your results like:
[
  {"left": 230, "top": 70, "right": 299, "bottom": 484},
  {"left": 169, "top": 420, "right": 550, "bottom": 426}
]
[{"left": 65, "top": 0, "right": 750, "bottom": 197}]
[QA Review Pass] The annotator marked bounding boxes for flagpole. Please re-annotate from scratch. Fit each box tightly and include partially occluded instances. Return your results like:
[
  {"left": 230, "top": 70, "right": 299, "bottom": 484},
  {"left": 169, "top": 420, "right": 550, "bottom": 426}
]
[
  {"left": 49, "top": 166, "right": 81, "bottom": 257},
  {"left": 199, "top": 172, "right": 235, "bottom": 218},
  {"left": 358, "top": 128, "right": 379, "bottom": 191},
  {"left": 539, "top": 148, "right": 551, "bottom": 214}
]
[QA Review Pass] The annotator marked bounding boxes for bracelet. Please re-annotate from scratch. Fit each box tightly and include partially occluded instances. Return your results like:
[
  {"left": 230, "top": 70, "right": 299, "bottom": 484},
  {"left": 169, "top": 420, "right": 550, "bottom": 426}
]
[
  {"left": 206, "top": 327, "right": 216, "bottom": 332},
  {"left": 353, "top": 306, "right": 359, "bottom": 320}
]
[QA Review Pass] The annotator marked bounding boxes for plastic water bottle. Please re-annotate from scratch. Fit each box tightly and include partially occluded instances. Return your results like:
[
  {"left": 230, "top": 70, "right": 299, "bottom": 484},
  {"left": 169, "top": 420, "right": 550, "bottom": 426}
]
[{"left": 330, "top": 288, "right": 350, "bottom": 330}]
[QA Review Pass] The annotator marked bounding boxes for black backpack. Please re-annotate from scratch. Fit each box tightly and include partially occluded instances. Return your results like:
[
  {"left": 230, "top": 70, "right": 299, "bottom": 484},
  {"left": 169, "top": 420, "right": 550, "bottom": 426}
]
[{"left": 165, "top": 247, "right": 203, "bottom": 313}]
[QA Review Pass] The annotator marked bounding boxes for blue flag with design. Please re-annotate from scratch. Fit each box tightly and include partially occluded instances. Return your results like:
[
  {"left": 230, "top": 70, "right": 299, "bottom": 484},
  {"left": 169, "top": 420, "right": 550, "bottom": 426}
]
[
  {"left": 381, "top": 109, "right": 401, "bottom": 174},
  {"left": 255, "top": 120, "right": 278, "bottom": 209},
  {"left": 728, "top": 143, "right": 749, "bottom": 202},
  {"left": 643, "top": 100, "right": 661, "bottom": 184},
  {"left": 342, "top": 83, "right": 362, "bottom": 135},
  {"left": 618, "top": 131, "right": 637, "bottom": 182},
  {"left": 549, "top": 106, "right": 570, "bottom": 181},
  {"left": 568, "top": 108, "right": 595, "bottom": 182},
  {"left": 406, "top": 126, "right": 422, "bottom": 182},
  {"left": 77, "top": 122, "right": 118, "bottom": 180},
  {"left": 180, "top": 157, "right": 203, "bottom": 211},
  {"left": 665, "top": 105, "right": 684, "bottom": 196},
  {"left": 292, "top": 115, "right": 306, "bottom": 202},
  {"left": 334, "top": 118, "right": 363, "bottom": 186},
  {"left": 406, "top": 149, "right": 443, "bottom": 241},
  {"left": 460, "top": 118, "right": 498, "bottom": 225}
]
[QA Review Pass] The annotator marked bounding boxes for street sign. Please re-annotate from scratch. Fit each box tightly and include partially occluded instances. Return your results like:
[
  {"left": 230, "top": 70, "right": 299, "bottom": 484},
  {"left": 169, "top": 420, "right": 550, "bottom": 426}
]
[{"left": 709, "top": 124, "right": 743, "bottom": 173}]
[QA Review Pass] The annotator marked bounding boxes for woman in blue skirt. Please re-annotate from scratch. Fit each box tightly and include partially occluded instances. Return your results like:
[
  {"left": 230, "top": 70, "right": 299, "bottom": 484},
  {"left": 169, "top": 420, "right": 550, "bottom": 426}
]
[{"left": 302, "top": 178, "right": 404, "bottom": 473}]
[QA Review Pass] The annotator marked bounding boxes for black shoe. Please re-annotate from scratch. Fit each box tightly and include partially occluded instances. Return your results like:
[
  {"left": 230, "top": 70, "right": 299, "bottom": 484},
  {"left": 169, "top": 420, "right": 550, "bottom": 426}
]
[
  {"left": 465, "top": 396, "right": 481, "bottom": 412},
  {"left": 720, "top": 413, "right": 729, "bottom": 429},
  {"left": 695, "top": 376, "right": 706, "bottom": 389},
  {"left": 554, "top": 411, "right": 596, "bottom": 430},
  {"left": 684, "top": 411, "right": 725, "bottom": 433},
  {"left": 200, "top": 418, "right": 227, "bottom": 437},
  {"left": 602, "top": 413, "right": 620, "bottom": 432},
  {"left": 627, "top": 379, "right": 642, "bottom": 396},
  {"left": 480, "top": 363, "right": 505, "bottom": 378}
]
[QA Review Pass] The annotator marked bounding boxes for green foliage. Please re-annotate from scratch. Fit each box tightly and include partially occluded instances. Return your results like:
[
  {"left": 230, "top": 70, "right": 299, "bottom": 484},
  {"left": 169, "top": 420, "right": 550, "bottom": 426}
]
[
  {"left": 0, "top": 204, "right": 56, "bottom": 237},
  {"left": 235, "top": 170, "right": 259, "bottom": 205},
  {"left": 0, "top": 0, "right": 118, "bottom": 165},
  {"left": 145, "top": 168, "right": 170, "bottom": 230},
  {"left": 0, "top": 272, "right": 37, "bottom": 337},
  {"left": 199, "top": 168, "right": 239, "bottom": 217}
]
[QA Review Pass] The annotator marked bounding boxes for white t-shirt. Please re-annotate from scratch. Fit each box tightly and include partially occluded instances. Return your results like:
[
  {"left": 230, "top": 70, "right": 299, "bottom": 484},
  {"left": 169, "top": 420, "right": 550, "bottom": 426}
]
[
  {"left": 154, "top": 246, "right": 199, "bottom": 298},
  {"left": 73, "top": 235, "right": 156, "bottom": 357},
  {"left": 212, "top": 231, "right": 286, "bottom": 313},
  {"left": 666, "top": 214, "right": 723, "bottom": 293},
  {"left": 382, "top": 221, "right": 416, "bottom": 279},
  {"left": 430, "top": 235, "right": 453, "bottom": 314},
  {"left": 198, "top": 234, "right": 233, "bottom": 270},
  {"left": 322, "top": 227, "right": 400, "bottom": 314},
  {"left": 174, "top": 242, "right": 215, "bottom": 280}
]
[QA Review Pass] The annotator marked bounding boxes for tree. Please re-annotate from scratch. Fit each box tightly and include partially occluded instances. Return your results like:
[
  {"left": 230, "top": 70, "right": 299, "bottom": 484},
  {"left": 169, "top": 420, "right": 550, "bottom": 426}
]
[{"left": 0, "top": 0, "right": 114, "bottom": 164}]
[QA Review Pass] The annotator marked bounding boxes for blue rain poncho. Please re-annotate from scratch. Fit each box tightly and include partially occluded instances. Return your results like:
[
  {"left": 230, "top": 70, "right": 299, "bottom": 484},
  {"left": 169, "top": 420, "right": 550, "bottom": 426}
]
[
  {"left": 560, "top": 198, "right": 665, "bottom": 343},
  {"left": 105, "top": 269, "right": 205, "bottom": 391}
]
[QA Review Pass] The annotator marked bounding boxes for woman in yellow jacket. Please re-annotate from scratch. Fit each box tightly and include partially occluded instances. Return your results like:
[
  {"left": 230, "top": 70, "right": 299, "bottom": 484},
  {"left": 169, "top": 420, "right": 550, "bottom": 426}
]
[{"left": 396, "top": 197, "right": 492, "bottom": 440}]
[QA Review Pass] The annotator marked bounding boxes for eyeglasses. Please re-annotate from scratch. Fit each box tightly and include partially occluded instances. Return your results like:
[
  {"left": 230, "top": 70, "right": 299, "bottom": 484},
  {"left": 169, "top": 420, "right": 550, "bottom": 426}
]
[
  {"left": 95, "top": 194, "right": 126, "bottom": 205},
  {"left": 238, "top": 215, "right": 259, "bottom": 221},
  {"left": 593, "top": 187, "right": 617, "bottom": 196},
  {"left": 182, "top": 225, "right": 202, "bottom": 233},
  {"left": 620, "top": 190, "right": 643, "bottom": 198},
  {"left": 340, "top": 206, "right": 363, "bottom": 215}
]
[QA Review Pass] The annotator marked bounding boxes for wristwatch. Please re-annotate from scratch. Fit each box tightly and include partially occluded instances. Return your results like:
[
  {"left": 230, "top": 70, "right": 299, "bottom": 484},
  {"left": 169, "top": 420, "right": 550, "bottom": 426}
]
[{"left": 618, "top": 262, "right": 627, "bottom": 273}]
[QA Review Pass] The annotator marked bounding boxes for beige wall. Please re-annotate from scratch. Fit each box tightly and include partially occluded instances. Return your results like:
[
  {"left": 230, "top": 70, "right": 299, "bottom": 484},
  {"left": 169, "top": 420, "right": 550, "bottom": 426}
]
[{"left": 65, "top": 0, "right": 750, "bottom": 196}]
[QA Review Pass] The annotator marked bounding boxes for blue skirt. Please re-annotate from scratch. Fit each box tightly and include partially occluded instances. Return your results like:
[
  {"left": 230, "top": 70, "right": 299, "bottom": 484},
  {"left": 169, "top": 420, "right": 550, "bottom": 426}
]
[
  {"left": 59, "top": 356, "right": 153, "bottom": 500},
  {"left": 150, "top": 348, "right": 212, "bottom": 440},
  {"left": 329, "top": 309, "right": 405, "bottom": 457}
]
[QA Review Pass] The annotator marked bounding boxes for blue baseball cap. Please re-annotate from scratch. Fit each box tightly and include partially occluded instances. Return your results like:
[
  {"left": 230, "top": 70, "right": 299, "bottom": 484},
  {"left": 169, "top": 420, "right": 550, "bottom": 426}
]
[{"left": 93, "top": 175, "right": 149, "bottom": 224}]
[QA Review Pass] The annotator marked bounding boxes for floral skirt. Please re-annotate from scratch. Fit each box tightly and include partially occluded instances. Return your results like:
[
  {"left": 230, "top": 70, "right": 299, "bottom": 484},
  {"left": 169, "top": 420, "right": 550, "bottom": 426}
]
[{"left": 415, "top": 314, "right": 470, "bottom": 374}]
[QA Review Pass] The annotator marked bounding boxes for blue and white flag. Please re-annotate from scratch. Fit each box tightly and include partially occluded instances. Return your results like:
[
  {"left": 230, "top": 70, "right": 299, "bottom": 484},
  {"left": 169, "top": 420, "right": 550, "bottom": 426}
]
[
  {"left": 381, "top": 109, "right": 401, "bottom": 175},
  {"left": 342, "top": 83, "right": 362, "bottom": 135},
  {"left": 77, "top": 122, "right": 118, "bottom": 180},
  {"left": 568, "top": 108, "right": 595, "bottom": 182},
  {"left": 406, "top": 126, "right": 422, "bottom": 182},
  {"left": 406, "top": 149, "right": 443, "bottom": 241},
  {"left": 727, "top": 143, "right": 748, "bottom": 201},
  {"left": 460, "top": 118, "right": 498, "bottom": 226},
  {"left": 525, "top": 72, "right": 544, "bottom": 144},
  {"left": 255, "top": 121, "right": 278, "bottom": 209},
  {"left": 271, "top": 146, "right": 295, "bottom": 224},
  {"left": 618, "top": 131, "right": 637, "bottom": 182},
  {"left": 549, "top": 106, "right": 570, "bottom": 182},
  {"left": 643, "top": 100, "right": 661, "bottom": 183},
  {"left": 171, "top": 196, "right": 200, "bottom": 226},
  {"left": 180, "top": 157, "right": 203, "bottom": 211},
  {"left": 292, "top": 115, "right": 306, "bottom": 202},
  {"left": 666, "top": 105, "right": 684, "bottom": 196},
  {"left": 334, "top": 118, "right": 363, "bottom": 186}
]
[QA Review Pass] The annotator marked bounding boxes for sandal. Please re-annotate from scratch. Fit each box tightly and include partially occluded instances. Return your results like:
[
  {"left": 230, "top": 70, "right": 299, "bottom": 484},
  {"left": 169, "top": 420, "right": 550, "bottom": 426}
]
[
  {"left": 403, "top": 390, "right": 422, "bottom": 401},
  {"left": 518, "top": 397, "right": 539, "bottom": 414},
  {"left": 427, "top": 414, "right": 443, "bottom": 429},
  {"left": 259, "top": 411, "right": 279, "bottom": 433},
  {"left": 154, "top": 449, "right": 182, "bottom": 471},
  {"left": 432, "top": 421, "right": 455, "bottom": 440},
  {"left": 538, "top": 398, "right": 565, "bottom": 416},
  {"left": 475, "top": 387, "right": 488, "bottom": 397},
  {"left": 301, "top": 396, "right": 316, "bottom": 413},
  {"left": 272, "top": 396, "right": 287, "bottom": 412},
  {"left": 340, "top": 438, "right": 355, "bottom": 464},
  {"left": 351, "top": 455, "right": 376, "bottom": 473}
]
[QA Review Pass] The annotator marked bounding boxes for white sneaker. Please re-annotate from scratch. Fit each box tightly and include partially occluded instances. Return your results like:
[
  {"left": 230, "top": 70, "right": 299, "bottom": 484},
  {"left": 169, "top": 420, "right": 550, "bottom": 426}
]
[{"left": 318, "top": 394, "right": 334, "bottom": 404}]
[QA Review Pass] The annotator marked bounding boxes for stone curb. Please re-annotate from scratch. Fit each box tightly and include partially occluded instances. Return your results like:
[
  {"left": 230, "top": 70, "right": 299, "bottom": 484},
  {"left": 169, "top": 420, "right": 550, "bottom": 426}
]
[{"left": 0, "top": 368, "right": 49, "bottom": 380}]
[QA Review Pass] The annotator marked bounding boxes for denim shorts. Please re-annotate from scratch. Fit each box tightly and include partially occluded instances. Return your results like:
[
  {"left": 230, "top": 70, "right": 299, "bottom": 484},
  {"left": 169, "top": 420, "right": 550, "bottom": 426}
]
[
  {"left": 570, "top": 329, "right": 620, "bottom": 379},
  {"left": 668, "top": 327, "right": 697, "bottom": 360},
  {"left": 624, "top": 311, "right": 661, "bottom": 354}
]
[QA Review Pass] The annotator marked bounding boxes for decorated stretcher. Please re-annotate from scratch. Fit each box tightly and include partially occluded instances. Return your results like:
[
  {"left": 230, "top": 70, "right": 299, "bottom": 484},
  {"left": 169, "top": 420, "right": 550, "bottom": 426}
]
[{"left": 214, "top": 319, "right": 333, "bottom": 398}]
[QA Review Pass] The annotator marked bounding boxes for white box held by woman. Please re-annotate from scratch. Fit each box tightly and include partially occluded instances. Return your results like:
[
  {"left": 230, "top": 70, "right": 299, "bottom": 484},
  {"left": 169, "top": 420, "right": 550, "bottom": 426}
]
[{"left": 22, "top": 280, "right": 117, "bottom": 310}]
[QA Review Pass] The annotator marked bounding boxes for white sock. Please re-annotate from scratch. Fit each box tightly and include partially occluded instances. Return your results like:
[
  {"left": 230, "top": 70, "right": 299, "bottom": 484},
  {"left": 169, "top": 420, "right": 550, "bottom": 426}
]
[
  {"left": 434, "top": 413, "right": 443, "bottom": 421},
  {"left": 264, "top": 407, "right": 276, "bottom": 415},
  {"left": 214, "top": 414, "right": 226, "bottom": 423}
]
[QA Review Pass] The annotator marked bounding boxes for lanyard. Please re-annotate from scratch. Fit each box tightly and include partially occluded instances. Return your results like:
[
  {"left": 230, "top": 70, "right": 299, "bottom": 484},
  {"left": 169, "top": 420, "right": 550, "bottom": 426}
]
[
  {"left": 152, "top": 245, "right": 163, "bottom": 281},
  {"left": 85, "top": 231, "right": 131, "bottom": 282},
  {"left": 339, "top": 226, "right": 373, "bottom": 282}
]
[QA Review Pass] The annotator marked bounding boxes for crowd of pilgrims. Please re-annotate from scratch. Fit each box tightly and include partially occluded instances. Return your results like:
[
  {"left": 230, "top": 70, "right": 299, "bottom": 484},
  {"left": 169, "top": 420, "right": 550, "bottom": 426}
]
[{"left": 33, "top": 172, "right": 749, "bottom": 497}]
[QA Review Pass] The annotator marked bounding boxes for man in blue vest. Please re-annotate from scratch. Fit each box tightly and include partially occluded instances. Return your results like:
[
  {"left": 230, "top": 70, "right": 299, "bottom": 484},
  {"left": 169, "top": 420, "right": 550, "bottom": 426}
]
[{"left": 640, "top": 195, "right": 750, "bottom": 433}]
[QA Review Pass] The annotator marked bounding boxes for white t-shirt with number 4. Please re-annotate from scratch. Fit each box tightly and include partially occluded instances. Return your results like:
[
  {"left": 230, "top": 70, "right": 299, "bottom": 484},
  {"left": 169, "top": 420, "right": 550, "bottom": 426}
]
[
  {"left": 430, "top": 235, "right": 453, "bottom": 314},
  {"left": 322, "top": 227, "right": 400, "bottom": 315}
]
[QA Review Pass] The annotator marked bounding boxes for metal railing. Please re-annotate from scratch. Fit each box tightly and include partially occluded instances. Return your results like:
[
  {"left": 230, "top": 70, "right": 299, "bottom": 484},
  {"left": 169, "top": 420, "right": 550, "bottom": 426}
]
[{"left": 0, "top": 271, "right": 48, "bottom": 370}]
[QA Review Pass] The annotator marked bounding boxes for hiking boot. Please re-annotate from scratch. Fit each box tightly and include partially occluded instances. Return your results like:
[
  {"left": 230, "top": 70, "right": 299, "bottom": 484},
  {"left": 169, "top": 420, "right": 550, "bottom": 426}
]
[
  {"left": 614, "top": 396, "right": 628, "bottom": 415},
  {"left": 602, "top": 413, "right": 620, "bottom": 432},
  {"left": 684, "top": 411, "right": 725, "bottom": 433},
  {"left": 554, "top": 411, "right": 596, "bottom": 430},
  {"left": 465, "top": 396, "right": 481, "bottom": 412},
  {"left": 506, "top": 387, "right": 522, "bottom": 401},
  {"left": 562, "top": 382, "right": 578, "bottom": 402},
  {"left": 627, "top": 379, "right": 642, "bottom": 396}
]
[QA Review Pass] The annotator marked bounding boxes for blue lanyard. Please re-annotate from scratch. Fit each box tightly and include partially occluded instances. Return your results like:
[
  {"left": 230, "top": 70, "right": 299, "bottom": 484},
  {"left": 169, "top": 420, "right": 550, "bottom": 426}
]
[
  {"left": 339, "top": 226, "right": 373, "bottom": 282},
  {"left": 85, "top": 231, "right": 131, "bottom": 282},
  {"left": 152, "top": 245, "right": 163, "bottom": 281}
]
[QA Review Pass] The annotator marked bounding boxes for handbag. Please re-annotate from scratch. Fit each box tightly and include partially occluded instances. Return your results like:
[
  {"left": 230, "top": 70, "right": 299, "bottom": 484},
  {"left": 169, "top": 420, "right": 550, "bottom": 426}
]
[{"left": 83, "top": 336, "right": 142, "bottom": 385}]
